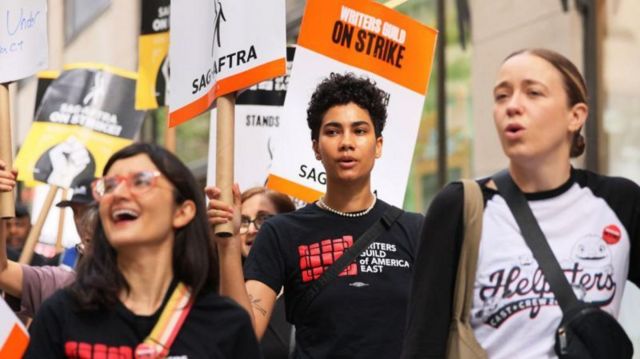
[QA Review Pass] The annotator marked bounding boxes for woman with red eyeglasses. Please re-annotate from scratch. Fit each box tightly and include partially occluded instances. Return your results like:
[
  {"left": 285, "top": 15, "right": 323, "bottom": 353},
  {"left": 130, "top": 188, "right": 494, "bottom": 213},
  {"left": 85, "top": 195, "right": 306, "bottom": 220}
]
[
  {"left": 25, "top": 143, "right": 260, "bottom": 358},
  {"left": 210, "top": 186, "right": 296, "bottom": 358}
]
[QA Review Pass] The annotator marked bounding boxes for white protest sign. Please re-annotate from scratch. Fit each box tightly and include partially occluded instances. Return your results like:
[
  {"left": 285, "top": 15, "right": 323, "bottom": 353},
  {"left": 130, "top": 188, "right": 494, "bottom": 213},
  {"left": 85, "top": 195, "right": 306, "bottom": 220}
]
[
  {"left": 0, "top": 298, "right": 29, "bottom": 358},
  {"left": 207, "top": 47, "right": 295, "bottom": 190},
  {"left": 0, "top": 0, "right": 48, "bottom": 83},
  {"left": 32, "top": 184, "right": 80, "bottom": 248},
  {"left": 169, "top": 0, "right": 286, "bottom": 127},
  {"left": 267, "top": 0, "right": 437, "bottom": 206}
]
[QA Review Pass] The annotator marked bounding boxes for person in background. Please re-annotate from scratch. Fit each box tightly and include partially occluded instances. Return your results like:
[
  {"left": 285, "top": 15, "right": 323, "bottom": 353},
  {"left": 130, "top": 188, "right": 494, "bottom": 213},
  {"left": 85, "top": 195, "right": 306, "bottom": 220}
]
[
  {"left": 56, "top": 178, "right": 97, "bottom": 269},
  {"left": 402, "top": 48, "right": 640, "bottom": 359},
  {"left": 5, "top": 204, "right": 48, "bottom": 266},
  {"left": 211, "top": 185, "right": 296, "bottom": 358}
]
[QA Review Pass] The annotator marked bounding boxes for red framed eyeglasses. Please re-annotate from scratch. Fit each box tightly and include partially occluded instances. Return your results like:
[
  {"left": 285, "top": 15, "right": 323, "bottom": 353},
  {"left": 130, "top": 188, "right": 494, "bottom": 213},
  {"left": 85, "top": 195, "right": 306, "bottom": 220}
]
[{"left": 92, "top": 171, "right": 162, "bottom": 201}]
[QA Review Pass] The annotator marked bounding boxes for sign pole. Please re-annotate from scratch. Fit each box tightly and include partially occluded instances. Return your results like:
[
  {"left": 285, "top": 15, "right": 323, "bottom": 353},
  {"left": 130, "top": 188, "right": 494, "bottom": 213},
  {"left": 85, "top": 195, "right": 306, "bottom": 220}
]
[
  {"left": 214, "top": 93, "right": 236, "bottom": 237},
  {"left": 55, "top": 188, "right": 68, "bottom": 252},
  {"left": 165, "top": 127, "right": 177, "bottom": 153},
  {"left": 19, "top": 185, "right": 59, "bottom": 264},
  {"left": 0, "top": 83, "right": 15, "bottom": 219}
]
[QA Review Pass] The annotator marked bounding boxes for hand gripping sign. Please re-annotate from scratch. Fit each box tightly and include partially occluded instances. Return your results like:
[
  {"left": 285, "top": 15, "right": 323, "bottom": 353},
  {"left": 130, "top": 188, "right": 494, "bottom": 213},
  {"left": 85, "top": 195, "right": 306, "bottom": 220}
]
[
  {"left": 0, "top": 0, "right": 48, "bottom": 218},
  {"left": 170, "top": 0, "right": 286, "bottom": 235},
  {"left": 267, "top": 0, "right": 437, "bottom": 206}
]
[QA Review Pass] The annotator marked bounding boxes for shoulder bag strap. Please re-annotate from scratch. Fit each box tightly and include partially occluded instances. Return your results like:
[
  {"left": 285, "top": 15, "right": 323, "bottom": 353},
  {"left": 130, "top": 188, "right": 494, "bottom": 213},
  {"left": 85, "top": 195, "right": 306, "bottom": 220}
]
[
  {"left": 135, "top": 282, "right": 194, "bottom": 358},
  {"left": 492, "top": 170, "right": 579, "bottom": 312},
  {"left": 452, "top": 179, "right": 484, "bottom": 324},
  {"left": 292, "top": 205, "right": 404, "bottom": 319}
]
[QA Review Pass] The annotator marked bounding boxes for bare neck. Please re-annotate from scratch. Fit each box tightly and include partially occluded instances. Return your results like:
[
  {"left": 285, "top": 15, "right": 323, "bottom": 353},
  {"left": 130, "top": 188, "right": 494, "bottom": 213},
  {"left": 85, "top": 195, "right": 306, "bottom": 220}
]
[
  {"left": 117, "top": 243, "right": 174, "bottom": 316},
  {"left": 508, "top": 158, "right": 572, "bottom": 193},
  {"left": 323, "top": 178, "right": 375, "bottom": 213}
]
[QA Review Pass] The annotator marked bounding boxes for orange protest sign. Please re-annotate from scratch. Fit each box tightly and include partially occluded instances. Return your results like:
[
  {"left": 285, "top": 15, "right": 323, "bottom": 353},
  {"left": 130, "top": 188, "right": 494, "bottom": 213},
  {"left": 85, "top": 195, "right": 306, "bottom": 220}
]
[{"left": 298, "top": 0, "right": 436, "bottom": 95}]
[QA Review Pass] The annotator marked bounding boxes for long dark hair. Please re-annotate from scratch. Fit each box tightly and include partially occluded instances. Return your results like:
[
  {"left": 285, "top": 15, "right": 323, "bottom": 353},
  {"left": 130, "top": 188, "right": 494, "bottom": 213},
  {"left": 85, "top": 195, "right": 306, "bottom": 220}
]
[{"left": 70, "top": 143, "right": 218, "bottom": 310}]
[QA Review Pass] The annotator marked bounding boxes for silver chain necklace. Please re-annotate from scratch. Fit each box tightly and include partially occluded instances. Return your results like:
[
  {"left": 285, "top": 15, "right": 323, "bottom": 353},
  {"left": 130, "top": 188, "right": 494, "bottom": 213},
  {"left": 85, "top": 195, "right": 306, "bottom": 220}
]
[{"left": 316, "top": 195, "right": 377, "bottom": 218}]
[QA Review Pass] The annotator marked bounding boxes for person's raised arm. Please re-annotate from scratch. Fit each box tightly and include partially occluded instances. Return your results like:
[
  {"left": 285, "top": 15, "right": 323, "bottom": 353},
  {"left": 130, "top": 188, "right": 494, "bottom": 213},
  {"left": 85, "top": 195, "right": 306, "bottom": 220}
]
[
  {"left": 206, "top": 184, "right": 277, "bottom": 338},
  {"left": 0, "top": 159, "right": 24, "bottom": 298}
]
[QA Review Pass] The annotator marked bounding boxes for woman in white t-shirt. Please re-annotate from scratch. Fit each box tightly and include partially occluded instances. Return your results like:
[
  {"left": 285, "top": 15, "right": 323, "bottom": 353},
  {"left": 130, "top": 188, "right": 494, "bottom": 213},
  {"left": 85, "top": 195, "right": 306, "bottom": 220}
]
[{"left": 402, "top": 49, "right": 640, "bottom": 359}]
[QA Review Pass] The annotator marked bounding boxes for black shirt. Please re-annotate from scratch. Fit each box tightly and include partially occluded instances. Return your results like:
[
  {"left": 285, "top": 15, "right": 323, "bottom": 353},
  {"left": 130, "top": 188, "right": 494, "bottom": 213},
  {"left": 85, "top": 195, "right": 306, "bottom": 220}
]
[
  {"left": 7, "top": 247, "right": 49, "bottom": 266},
  {"left": 244, "top": 199, "right": 423, "bottom": 358},
  {"left": 261, "top": 296, "right": 293, "bottom": 359},
  {"left": 25, "top": 282, "right": 262, "bottom": 358}
]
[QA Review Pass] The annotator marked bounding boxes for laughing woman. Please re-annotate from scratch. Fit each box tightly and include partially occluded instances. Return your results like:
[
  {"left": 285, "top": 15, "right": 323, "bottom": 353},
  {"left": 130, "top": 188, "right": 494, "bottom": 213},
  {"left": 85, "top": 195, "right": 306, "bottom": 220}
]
[{"left": 26, "top": 143, "right": 260, "bottom": 358}]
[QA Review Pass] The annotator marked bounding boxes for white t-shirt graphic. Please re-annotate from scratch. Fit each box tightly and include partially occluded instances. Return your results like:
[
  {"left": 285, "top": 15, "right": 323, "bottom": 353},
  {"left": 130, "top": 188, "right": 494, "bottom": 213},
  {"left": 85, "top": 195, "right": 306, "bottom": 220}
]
[{"left": 471, "top": 181, "right": 631, "bottom": 358}]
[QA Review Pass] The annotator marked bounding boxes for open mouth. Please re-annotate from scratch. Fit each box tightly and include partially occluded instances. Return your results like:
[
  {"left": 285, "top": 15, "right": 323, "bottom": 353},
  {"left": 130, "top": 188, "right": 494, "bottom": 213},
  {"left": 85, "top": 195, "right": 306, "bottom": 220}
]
[
  {"left": 504, "top": 123, "right": 525, "bottom": 139},
  {"left": 111, "top": 208, "right": 140, "bottom": 224},
  {"left": 338, "top": 157, "right": 357, "bottom": 168},
  {"left": 505, "top": 123, "right": 524, "bottom": 134}
]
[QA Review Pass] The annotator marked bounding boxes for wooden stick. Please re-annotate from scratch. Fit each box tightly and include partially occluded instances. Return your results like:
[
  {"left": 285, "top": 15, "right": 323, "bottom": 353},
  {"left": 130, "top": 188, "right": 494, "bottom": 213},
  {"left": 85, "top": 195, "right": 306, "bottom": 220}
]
[
  {"left": 0, "top": 83, "right": 15, "bottom": 219},
  {"left": 165, "top": 126, "right": 177, "bottom": 153},
  {"left": 54, "top": 188, "right": 68, "bottom": 252},
  {"left": 19, "top": 185, "right": 59, "bottom": 264},
  {"left": 215, "top": 93, "right": 236, "bottom": 237}
]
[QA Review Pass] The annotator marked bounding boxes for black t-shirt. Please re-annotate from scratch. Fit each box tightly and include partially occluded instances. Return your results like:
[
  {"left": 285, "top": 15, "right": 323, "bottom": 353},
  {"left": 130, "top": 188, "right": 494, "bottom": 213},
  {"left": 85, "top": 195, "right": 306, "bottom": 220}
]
[
  {"left": 25, "top": 282, "right": 262, "bottom": 358},
  {"left": 261, "top": 296, "right": 293, "bottom": 359},
  {"left": 244, "top": 199, "right": 423, "bottom": 358},
  {"left": 7, "top": 247, "right": 49, "bottom": 266},
  {"left": 402, "top": 169, "right": 640, "bottom": 358}
]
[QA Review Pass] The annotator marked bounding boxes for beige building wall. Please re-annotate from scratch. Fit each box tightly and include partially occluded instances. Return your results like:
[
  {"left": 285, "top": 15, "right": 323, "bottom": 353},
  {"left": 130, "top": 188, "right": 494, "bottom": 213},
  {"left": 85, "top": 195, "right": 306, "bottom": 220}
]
[
  {"left": 469, "top": 0, "right": 583, "bottom": 177},
  {"left": 603, "top": 0, "right": 640, "bottom": 182},
  {"left": 13, "top": 0, "right": 140, "bottom": 148},
  {"left": 602, "top": 1, "right": 640, "bottom": 353}
]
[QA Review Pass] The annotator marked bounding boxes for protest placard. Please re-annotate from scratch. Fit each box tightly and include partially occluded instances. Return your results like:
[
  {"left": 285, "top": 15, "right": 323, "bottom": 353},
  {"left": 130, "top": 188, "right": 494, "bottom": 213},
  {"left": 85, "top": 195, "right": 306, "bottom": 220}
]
[
  {"left": 168, "top": 0, "right": 286, "bottom": 127},
  {"left": 171, "top": 0, "right": 286, "bottom": 235},
  {"left": 0, "top": 0, "right": 48, "bottom": 83},
  {"left": 0, "top": 298, "right": 28, "bottom": 359},
  {"left": 267, "top": 0, "right": 437, "bottom": 206},
  {"left": 0, "top": 0, "right": 48, "bottom": 217},
  {"left": 15, "top": 64, "right": 145, "bottom": 190},
  {"left": 207, "top": 47, "right": 295, "bottom": 190},
  {"left": 135, "top": 0, "right": 170, "bottom": 110}
]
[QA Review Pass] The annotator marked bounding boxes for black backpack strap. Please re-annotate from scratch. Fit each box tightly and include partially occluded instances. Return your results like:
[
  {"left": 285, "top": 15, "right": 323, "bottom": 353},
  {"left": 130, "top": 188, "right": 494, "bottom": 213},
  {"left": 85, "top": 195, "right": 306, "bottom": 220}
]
[
  {"left": 492, "top": 170, "right": 579, "bottom": 313},
  {"left": 292, "top": 205, "right": 404, "bottom": 319}
]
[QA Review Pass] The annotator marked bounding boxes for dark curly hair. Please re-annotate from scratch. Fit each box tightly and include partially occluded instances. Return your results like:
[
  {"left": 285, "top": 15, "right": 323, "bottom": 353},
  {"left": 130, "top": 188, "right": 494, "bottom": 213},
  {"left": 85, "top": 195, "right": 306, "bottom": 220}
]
[
  {"left": 306, "top": 73, "right": 388, "bottom": 141},
  {"left": 70, "top": 143, "right": 218, "bottom": 310}
]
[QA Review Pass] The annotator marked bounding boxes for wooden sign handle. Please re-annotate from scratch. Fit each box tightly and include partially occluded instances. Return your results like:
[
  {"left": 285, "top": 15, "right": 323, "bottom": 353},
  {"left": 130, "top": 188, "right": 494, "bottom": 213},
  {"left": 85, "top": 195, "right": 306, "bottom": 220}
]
[
  {"left": 55, "top": 188, "right": 69, "bottom": 252},
  {"left": 214, "top": 93, "right": 236, "bottom": 237},
  {"left": 19, "top": 185, "right": 59, "bottom": 264},
  {"left": 0, "top": 83, "right": 15, "bottom": 219},
  {"left": 165, "top": 127, "right": 177, "bottom": 153}
]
